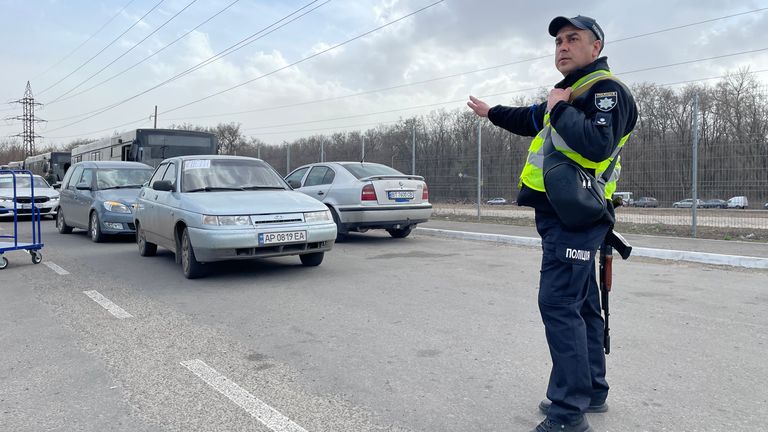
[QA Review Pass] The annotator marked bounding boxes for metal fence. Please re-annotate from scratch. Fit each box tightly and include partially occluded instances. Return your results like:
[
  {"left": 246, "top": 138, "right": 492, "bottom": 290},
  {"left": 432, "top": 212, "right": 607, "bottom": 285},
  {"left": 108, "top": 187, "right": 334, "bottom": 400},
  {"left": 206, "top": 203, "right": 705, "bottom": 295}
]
[{"left": 258, "top": 84, "right": 768, "bottom": 241}]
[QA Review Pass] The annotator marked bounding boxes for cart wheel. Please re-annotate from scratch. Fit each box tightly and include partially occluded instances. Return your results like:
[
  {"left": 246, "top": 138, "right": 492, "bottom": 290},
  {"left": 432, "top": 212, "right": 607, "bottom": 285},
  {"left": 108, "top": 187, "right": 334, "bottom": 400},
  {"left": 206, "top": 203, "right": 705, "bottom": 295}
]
[
  {"left": 0, "top": 256, "right": 8, "bottom": 269},
  {"left": 31, "top": 251, "right": 42, "bottom": 265}
]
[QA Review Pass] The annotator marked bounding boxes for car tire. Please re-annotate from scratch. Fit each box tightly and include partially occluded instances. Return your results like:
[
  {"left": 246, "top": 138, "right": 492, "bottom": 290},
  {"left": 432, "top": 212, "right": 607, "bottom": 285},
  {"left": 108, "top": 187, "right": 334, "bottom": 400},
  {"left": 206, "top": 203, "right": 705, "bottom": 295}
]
[
  {"left": 136, "top": 222, "right": 157, "bottom": 257},
  {"left": 329, "top": 207, "right": 348, "bottom": 242},
  {"left": 56, "top": 209, "right": 73, "bottom": 234},
  {"left": 387, "top": 225, "right": 413, "bottom": 239},
  {"left": 300, "top": 252, "right": 324, "bottom": 266},
  {"left": 89, "top": 211, "right": 103, "bottom": 243},
  {"left": 181, "top": 227, "right": 205, "bottom": 279}
]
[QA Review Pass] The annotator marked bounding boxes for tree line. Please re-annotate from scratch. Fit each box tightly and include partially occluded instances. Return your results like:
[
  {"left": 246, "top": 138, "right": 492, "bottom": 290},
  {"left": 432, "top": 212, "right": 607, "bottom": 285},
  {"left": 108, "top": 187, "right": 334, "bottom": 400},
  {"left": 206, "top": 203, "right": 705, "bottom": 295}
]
[{"left": 2, "top": 69, "right": 766, "bottom": 206}]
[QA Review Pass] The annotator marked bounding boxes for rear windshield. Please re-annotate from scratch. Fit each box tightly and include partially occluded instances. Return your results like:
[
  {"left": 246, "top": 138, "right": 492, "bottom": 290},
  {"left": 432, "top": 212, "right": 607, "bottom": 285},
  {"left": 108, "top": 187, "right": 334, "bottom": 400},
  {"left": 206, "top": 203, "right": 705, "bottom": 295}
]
[{"left": 340, "top": 163, "right": 403, "bottom": 179}]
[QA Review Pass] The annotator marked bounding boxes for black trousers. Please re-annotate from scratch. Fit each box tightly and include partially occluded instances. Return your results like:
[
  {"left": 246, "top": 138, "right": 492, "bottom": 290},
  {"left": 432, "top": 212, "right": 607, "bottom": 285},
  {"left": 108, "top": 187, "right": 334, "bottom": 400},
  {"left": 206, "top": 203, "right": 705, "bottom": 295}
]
[{"left": 535, "top": 211, "right": 611, "bottom": 423}]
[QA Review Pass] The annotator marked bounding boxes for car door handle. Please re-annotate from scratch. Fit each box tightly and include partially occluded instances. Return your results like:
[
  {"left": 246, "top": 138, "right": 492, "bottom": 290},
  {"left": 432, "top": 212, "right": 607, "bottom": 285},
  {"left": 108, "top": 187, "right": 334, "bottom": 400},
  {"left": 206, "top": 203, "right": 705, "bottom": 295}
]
[{"left": 317, "top": 191, "right": 324, "bottom": 196}]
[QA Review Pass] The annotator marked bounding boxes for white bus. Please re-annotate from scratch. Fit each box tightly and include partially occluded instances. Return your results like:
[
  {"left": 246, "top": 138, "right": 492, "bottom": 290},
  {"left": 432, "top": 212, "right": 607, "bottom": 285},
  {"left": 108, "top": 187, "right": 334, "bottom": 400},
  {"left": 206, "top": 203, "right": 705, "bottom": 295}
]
[{"left": 71, "top": 128, "right": 217, "bottom": 167}]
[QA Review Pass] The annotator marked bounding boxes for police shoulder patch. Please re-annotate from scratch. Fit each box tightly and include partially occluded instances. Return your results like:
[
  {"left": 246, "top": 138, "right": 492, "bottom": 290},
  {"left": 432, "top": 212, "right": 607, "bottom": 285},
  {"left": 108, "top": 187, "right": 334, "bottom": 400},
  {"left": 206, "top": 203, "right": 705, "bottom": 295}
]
[{"left": 595, "top": 91, "right": 618, "bottom": 112}]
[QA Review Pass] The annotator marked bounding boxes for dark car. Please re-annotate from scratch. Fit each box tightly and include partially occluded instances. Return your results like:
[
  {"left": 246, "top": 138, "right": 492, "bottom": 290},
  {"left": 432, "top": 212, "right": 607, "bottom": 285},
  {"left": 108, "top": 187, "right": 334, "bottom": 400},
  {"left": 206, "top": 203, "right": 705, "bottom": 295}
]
[
  {"left": 702, "top": 199, "right": 727, "bottom": 209},
  {"left": 634, "top": 197, "right": 658, "bottom": 208},
  {"left": 56, "top": 161, "right": 153, "bottom": 242}
]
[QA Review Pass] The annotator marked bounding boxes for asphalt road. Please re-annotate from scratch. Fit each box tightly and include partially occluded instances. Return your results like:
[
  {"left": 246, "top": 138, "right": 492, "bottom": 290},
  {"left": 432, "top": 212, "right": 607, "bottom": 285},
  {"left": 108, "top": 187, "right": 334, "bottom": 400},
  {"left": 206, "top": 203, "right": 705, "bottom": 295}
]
[{"left": 1, "top": 219, "right": 766, "bottom": 431}]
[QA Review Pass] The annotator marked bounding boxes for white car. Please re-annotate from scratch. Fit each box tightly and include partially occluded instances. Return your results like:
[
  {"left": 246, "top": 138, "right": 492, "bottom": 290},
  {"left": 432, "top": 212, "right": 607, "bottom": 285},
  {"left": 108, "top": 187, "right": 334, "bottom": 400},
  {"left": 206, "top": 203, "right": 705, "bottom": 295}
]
[
  {"left": 727, "top": 196, "right": 748, "bottom": 209},
  {"left": 286, "top": 162, "right": 431, "bottom": 240},
  {"left": 0, "top": 174, "right": 60, "bottom": 219},
  {"left": 134, "top": 156, "right": 337, "bottom": 279}
]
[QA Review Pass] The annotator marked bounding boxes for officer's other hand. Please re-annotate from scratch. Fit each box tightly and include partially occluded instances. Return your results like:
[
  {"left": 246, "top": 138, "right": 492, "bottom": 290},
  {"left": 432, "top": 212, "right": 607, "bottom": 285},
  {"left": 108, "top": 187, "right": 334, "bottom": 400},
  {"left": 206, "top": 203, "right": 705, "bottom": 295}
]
[
  {"left": 467, "top": 95, "right": 490, "bottom": 118},
  {"left": 546, "top": 87, "right": 572, "bottom": 112}
]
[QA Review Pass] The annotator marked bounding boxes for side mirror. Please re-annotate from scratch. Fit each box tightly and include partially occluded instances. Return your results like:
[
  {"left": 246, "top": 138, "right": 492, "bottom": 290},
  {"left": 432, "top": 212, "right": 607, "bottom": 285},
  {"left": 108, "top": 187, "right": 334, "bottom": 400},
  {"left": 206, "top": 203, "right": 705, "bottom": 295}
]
[
  {"left": 152, "top": 180, "right": 174, "bottom": 192},
  {"left": 287, "top": 179, "right": 301, "bottom": 189},
  {"left": 76, "top": 183, "right": 92, "bottom": 190}
]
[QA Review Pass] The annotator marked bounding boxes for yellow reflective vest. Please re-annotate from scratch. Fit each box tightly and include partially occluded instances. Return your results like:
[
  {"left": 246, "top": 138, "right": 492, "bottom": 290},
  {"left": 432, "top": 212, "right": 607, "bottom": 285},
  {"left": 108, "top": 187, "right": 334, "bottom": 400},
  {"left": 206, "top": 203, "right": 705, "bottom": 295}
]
[{"left": 519, "top": 70, "right": 631, "bottom": 198}]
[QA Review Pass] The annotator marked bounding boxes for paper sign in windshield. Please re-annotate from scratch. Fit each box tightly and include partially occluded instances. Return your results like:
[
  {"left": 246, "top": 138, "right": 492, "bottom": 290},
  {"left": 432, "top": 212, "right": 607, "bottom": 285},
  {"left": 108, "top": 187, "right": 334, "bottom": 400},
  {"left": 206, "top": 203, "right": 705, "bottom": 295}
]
[{"left": 185, "top": 160, "right": 211, "bottom": 170}]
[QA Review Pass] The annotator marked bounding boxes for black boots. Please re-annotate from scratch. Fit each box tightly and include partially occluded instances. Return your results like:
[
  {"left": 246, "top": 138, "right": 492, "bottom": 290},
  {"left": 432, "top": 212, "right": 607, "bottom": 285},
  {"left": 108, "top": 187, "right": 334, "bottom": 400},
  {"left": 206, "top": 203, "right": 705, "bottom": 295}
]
[{"left": 531, "top": 416, "right": 594, "bottom": 432}]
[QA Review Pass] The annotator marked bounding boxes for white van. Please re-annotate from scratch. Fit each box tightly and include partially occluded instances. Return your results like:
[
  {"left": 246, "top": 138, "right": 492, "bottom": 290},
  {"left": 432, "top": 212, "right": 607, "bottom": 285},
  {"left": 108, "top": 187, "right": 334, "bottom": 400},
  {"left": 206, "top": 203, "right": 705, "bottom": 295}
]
[{"left": 727, "top": 196, "right": 748, "bottom": 209}]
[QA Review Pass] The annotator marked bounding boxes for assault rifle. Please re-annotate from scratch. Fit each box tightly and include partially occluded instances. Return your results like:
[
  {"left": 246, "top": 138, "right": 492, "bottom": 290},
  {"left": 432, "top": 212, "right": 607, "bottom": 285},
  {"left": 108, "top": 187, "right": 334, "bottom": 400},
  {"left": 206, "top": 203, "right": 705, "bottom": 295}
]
[{"left": 600, "top": 229, "right": 632, "bottom": 355}]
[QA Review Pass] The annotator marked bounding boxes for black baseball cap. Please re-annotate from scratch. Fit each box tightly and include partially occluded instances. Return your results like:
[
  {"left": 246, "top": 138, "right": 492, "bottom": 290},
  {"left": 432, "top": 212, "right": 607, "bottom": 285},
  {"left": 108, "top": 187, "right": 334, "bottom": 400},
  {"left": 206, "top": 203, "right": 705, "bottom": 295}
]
[{"left": 548, "top": 15, "right": 604, "bottom": 43}]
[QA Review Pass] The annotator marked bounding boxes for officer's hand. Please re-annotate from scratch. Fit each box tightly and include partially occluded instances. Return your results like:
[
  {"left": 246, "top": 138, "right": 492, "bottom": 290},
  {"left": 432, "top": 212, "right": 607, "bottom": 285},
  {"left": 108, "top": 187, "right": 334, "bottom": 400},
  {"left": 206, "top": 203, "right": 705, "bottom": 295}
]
[
  {"left": 467, "top": 95, "right": 490, "bottom": 118},
  {"left": 546, "top": 88, "right": 572, "bottom": 112}
]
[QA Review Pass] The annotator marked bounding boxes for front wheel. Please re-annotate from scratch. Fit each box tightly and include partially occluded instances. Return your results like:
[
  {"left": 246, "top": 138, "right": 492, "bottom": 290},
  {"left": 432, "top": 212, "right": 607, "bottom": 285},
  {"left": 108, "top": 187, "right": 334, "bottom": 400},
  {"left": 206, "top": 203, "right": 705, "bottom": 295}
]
[
  {"left": 181, "top": 227, "right": 205, "bottom": 279},
  {"left": 299, "top": 252, "right": 324, "bottom": 266},
  {"left": 387, "top": 225, "right": 413, "bottom": 239},
  {"left": 89, "top": 212, "right": 103, "bottom": 243},
  {"left": 56, "top": 209, "right": 73, "bottom": 234}
]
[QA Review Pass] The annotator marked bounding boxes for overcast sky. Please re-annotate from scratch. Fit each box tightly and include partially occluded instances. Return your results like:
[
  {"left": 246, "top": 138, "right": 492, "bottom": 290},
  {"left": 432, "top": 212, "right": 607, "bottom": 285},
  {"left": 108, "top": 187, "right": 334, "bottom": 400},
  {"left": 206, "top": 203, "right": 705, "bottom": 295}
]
[{"left": 2, "top": 0, "right": 767, "bottom": 147}]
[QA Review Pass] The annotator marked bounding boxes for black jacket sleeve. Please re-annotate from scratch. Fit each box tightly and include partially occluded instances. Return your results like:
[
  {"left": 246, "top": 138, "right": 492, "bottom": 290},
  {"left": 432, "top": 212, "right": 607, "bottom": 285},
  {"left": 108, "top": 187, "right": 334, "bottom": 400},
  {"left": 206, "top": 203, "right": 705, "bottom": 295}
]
[
  {"left": 548, "top": 79, "right": 637, "bottom": 163},
  {"left": 487, "top": 102, "right": 546, "bottom": 137}
]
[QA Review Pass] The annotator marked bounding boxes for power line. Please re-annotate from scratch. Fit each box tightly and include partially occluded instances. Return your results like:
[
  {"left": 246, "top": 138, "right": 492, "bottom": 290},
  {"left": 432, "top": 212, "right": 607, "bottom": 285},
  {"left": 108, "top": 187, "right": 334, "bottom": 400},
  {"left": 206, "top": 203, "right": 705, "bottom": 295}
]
[
  {"left": 241, "top": 49, "right": 768, "bottom": 132},
  {"left": 47, "top": 0, "right": 200, "bottom": 105},
  {"left": 43, "top": 7, "right": 767, "bottom": 140},
  {"left": 45, "top": 0, "right": 328, "bottom": 126},
  {"left": 33, "top": 0, "right": 138, "bottom": 82},
  {"left": 251, "top": 68, "right": 768, "bottom": 139},
  {"left": 157, "top": 0, "right": 446, "bottom": 117},
  {"left": 45, "top": 0, "right": 241, "bottom": 106},
  {"left": 164, "top": 6, "right": 768, "bottom": 122},
  {"left": 38, "top": 0, "right": 167, "bottom": 96}
]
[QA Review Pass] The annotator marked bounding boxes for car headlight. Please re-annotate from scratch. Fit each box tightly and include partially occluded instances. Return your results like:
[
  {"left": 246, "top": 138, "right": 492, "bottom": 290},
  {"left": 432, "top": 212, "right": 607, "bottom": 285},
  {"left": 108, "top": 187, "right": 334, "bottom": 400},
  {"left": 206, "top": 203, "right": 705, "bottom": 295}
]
[
  {"left": 304, "top": 210, "right": 332, "bottom": 223},
  {"left": 50, "top": 196, "right": 59, "bottom": 201},
  {"left": 103, "top": 201, "right": 132, "bottom": 213},
  {"left": 202, "top": 215, "right": 251, "bottom": 226}
]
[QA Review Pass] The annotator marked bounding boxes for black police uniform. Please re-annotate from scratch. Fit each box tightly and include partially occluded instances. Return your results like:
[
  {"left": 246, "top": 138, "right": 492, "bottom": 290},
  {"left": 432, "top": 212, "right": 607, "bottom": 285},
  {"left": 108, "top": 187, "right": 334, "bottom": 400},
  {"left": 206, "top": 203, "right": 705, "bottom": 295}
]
[{"left": 487, "top": 57, "right": 638, "bottom": 424}]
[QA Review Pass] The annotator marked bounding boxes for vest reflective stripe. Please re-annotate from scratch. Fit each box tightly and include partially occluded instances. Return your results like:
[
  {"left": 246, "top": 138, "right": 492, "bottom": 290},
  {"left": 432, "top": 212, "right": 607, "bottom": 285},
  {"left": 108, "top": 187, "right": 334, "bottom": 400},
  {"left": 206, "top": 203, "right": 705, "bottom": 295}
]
[{"left": 519, "top": 70, "right": 630, "bottom": 199}]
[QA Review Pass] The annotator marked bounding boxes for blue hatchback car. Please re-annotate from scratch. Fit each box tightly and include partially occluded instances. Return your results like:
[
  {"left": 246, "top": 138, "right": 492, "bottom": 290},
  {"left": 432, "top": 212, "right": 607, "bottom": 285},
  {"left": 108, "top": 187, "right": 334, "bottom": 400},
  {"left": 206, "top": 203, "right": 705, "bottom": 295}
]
[{"left": 56, "top": 161, "right": 153, "bottom": 242}]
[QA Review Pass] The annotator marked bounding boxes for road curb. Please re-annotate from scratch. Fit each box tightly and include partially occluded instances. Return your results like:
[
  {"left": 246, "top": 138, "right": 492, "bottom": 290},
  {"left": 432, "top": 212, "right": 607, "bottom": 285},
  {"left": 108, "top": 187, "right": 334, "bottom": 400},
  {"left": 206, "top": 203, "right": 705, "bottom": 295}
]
[{"left": 416, "top": 227, "right": 768, "bottom": 269}]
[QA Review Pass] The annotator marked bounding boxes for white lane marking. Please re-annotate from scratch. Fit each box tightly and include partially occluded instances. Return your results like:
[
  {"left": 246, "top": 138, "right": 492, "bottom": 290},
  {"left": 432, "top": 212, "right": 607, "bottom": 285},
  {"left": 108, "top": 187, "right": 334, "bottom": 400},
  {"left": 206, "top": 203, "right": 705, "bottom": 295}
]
[
  {"left": 82, "top": 290, "right": 133, "bottom": 319},
  {"left": 181, "top": 359, "right": 308, "bottom": 432},
  {"left": 44, "top": 261, "right": 70, "bottom": 275}
]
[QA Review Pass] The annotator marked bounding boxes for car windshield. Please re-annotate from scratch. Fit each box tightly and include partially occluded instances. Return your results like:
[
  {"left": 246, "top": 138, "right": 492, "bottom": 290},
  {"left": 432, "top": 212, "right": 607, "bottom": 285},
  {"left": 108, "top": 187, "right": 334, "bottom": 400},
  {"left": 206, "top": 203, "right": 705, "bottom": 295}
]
[
  {"left": 0, "top": 175, "right": 50, "bottom": 189},
  {"left": 182, "top": 159, "right": 287, "bottom": 192},
  {"left": 96, "top": 168, "right": 153, "bottom": 190},
  {"left": 340, "top": 163, "right": 403, "bottom": 179}
]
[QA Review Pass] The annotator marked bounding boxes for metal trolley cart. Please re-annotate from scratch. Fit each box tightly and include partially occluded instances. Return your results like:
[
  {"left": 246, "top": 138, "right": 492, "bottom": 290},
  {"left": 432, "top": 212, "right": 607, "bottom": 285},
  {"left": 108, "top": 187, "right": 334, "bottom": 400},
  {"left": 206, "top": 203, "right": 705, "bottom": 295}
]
[{"left": 0, "top": 170, "right": 43, "bottom": 269}]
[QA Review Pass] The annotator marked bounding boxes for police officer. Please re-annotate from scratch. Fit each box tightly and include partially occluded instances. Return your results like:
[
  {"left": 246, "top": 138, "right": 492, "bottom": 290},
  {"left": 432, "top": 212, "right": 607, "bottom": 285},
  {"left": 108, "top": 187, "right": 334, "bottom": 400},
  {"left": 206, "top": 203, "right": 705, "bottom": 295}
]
[{"left": 467, "top": 15, "right": 638, "bottom": 432}]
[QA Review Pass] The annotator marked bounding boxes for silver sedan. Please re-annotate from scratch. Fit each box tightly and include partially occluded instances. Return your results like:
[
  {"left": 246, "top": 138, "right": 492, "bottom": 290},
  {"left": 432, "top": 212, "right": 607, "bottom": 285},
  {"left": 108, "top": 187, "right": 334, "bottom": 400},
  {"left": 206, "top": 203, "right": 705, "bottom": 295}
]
[
  {"left": 134, "top": 156, "right": 336, "bottom": 279},
  {"left": 285, "top": 162, "right": 432, "bottom": 239}
]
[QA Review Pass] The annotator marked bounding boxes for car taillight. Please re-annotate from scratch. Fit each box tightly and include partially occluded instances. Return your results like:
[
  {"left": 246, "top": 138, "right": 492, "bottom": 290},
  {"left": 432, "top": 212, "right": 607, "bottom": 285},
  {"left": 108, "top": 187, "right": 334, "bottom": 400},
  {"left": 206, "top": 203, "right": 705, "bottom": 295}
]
[
  {"left": 361, "top": 184, "right": 377, "bottom": 201},
  {"left": 421, "top": 183, "right": 429, "bottom": 201}
]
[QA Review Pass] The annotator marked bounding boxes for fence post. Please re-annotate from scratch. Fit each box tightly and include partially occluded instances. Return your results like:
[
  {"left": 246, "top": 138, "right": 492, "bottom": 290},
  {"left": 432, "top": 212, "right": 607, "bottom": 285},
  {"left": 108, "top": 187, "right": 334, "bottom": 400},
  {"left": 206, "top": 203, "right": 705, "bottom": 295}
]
[
  {"left": 691, "top": 94, "right": 699, "bottom": 238},
  {"left": 286, "top": 145, "right": 291, "bottom": 175},
  {"left": 477, "top": 122, "right": 482, "bottom": 221},
  {"left": 412, "top": 123, "right": 416, "bottom": 175}
]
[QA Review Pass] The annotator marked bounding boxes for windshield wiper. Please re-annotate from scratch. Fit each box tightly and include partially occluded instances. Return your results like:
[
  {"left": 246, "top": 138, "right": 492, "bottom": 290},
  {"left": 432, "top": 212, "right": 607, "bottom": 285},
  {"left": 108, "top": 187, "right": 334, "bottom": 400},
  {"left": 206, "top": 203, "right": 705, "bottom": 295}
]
[
  {"left": 185, "top": 186, "right": 245, "bottom": 192},
  {"left": 101, "top": 184, "right": 144, "bottom": 190},
  {"left": 241, "top": 185, "right": 286, "bottom": 190}
]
